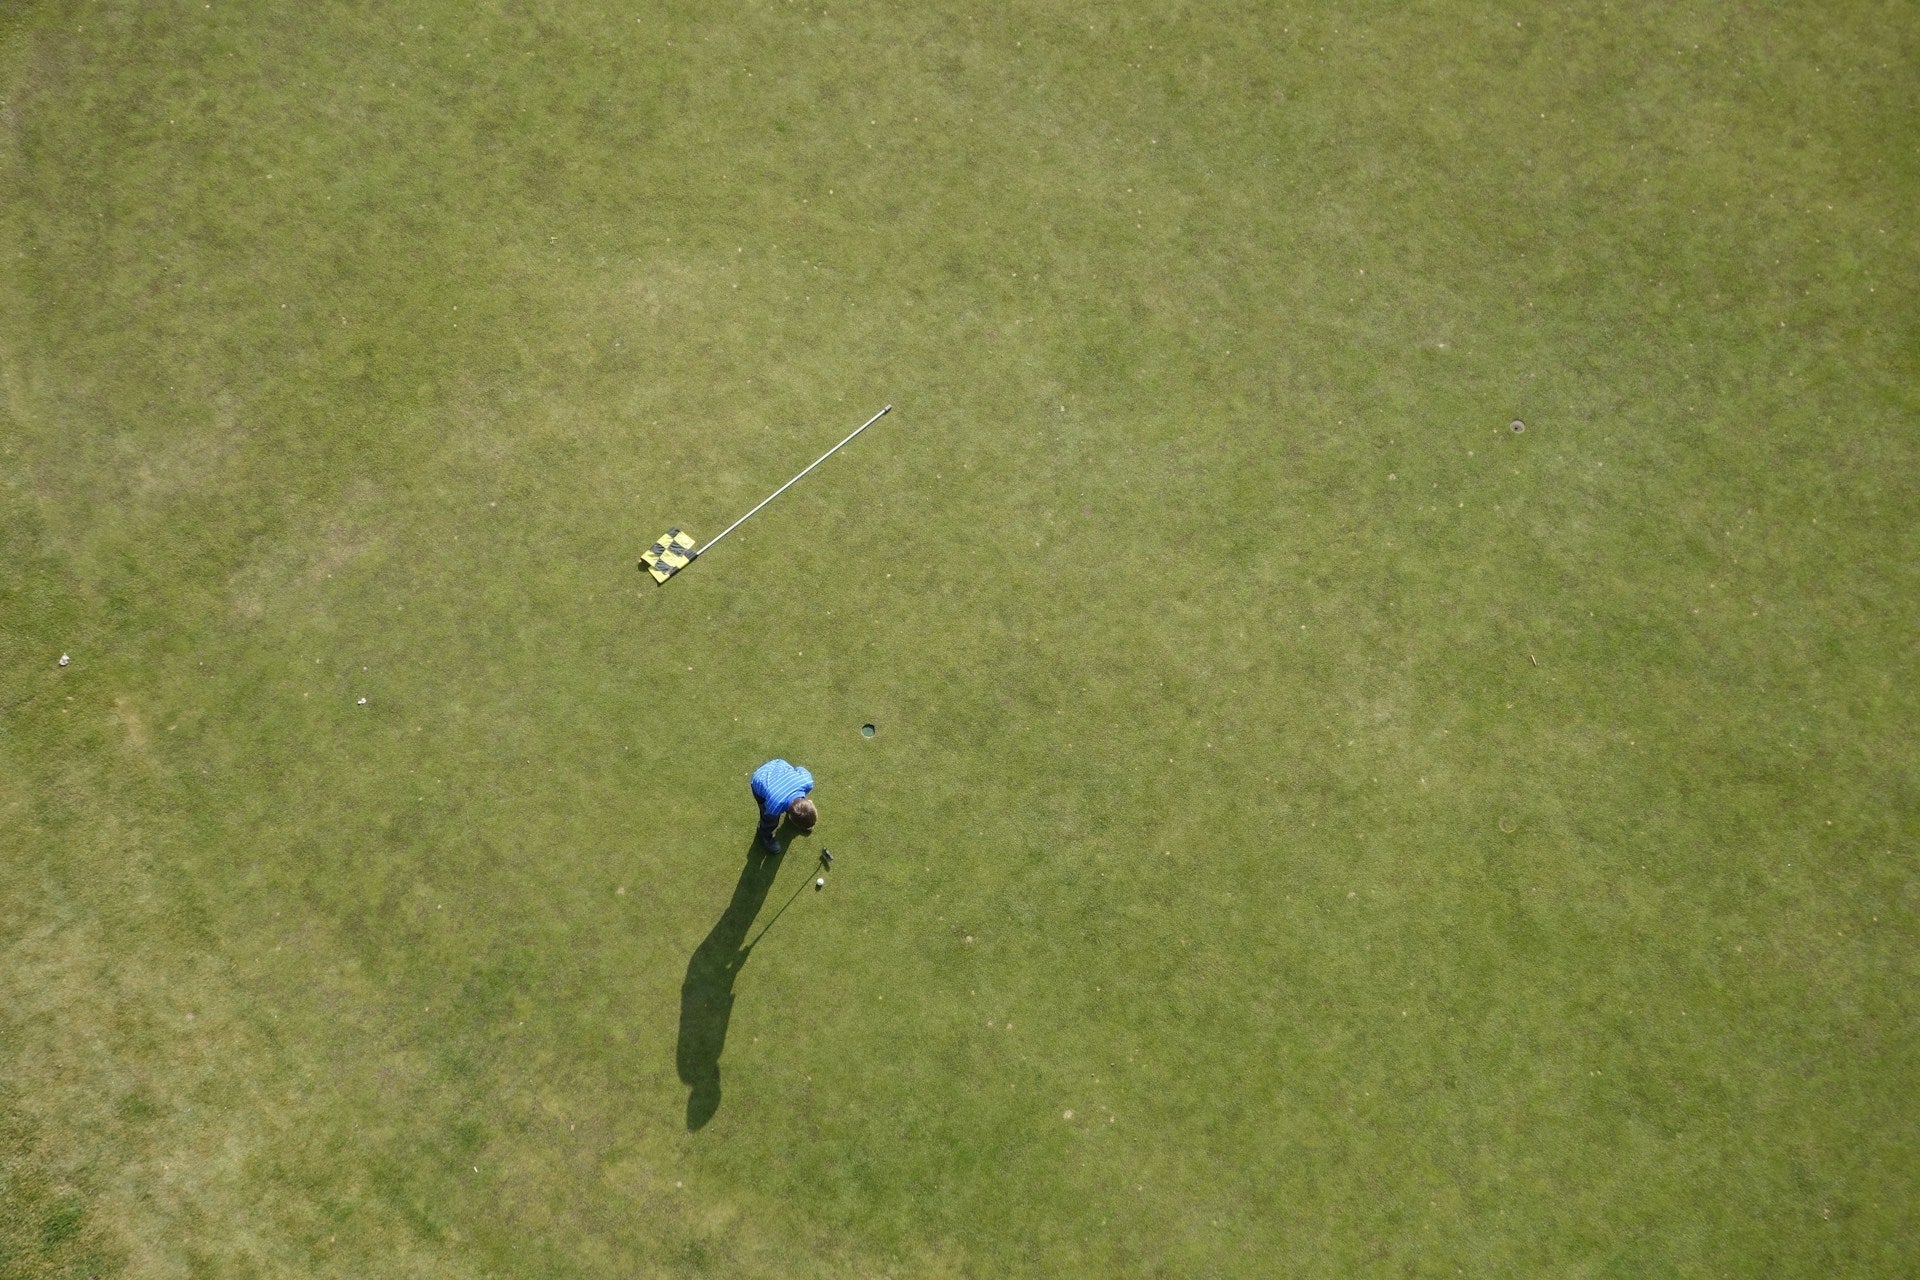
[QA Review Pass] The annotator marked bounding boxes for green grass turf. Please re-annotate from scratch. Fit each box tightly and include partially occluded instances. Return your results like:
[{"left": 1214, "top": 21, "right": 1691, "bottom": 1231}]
[{"left": 4, "top": 0, "right": 1917, "bottom": 1274}]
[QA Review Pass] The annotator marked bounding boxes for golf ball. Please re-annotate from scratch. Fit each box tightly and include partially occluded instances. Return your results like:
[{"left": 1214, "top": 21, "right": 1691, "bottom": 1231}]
[{"left": 815, "top": 877, "right": 825, "bottom": 889}]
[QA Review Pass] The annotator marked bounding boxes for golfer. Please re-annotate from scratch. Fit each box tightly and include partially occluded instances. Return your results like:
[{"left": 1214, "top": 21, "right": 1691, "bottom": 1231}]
[{"left": 750, "top": 758, "right": 816, "bottom": 854}]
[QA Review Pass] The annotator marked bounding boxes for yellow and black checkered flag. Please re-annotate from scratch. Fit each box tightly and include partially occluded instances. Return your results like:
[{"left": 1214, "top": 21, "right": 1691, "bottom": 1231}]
[{"left": 640, "top": 528, "right": 697, "bottom": 583}]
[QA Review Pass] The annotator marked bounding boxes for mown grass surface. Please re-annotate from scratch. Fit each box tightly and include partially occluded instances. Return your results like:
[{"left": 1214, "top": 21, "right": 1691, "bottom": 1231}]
[{"left": 3, "top": 1, "right": 1916, "bottom": 1276}]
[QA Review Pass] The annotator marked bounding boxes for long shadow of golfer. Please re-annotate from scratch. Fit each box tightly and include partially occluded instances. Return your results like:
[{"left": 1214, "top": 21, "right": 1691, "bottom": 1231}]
[{"left": 676, "top": 836, "right": 802, "bottom": 1130}]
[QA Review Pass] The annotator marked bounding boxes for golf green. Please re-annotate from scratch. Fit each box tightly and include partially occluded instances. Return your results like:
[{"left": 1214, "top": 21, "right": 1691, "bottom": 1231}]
[{"left": 3, "top": 1, "right": 1915, "bottom": 1276}]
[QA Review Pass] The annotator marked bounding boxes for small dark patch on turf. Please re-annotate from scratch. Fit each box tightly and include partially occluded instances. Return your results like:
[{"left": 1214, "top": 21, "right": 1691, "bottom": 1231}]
[
  {"left": 861, "top": 723, "right": 876, "bottom": 738},
  {"left": 42, "top": 1197, "right": 83, "bottom": 1249}
]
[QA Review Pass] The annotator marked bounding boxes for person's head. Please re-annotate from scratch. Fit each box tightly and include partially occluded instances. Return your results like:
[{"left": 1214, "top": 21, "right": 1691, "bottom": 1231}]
[{"left": 789, "top": 797, "right": 818, "bottom": 831}]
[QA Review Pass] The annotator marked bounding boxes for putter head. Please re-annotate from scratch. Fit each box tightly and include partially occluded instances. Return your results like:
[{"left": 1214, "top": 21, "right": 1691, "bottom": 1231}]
[{"left": 639, "top": 528, "right": 697, "bottom": 583}]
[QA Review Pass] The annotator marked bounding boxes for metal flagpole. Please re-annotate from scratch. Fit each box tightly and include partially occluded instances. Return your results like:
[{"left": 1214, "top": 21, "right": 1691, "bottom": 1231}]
[{"left": 693, "top": 404, "right": 893, "bottom": 561}]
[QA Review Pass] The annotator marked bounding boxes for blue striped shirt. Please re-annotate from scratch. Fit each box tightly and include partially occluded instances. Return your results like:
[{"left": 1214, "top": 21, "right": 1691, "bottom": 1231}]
[{"left": 751, "top": 759, "right": 814, "bottom": 820}]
